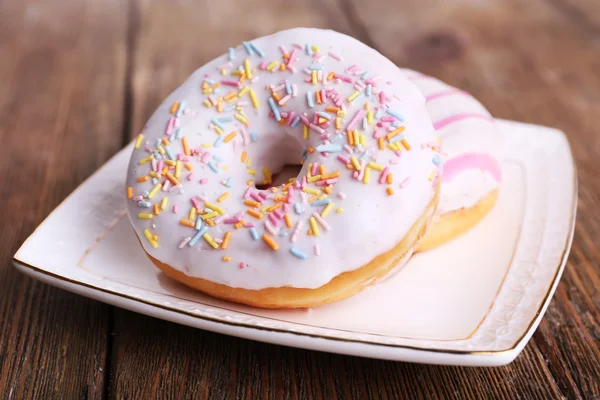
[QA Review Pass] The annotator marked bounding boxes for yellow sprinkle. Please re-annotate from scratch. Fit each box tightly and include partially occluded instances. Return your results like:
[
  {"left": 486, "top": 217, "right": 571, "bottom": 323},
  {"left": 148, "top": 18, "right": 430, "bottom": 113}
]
[
  {"left": 139, "top": 155, "right": 153, "bottom": 165},
  {"left": 205, "top": 202, "right": 225, "bottom": 214},
  {"left": 138, "top": 213, "right": 153, "bottom": 219},
  {"left": 244, "top": 58, "right": 252, "bottom": 79},
  {"left": 238, "top": 86, "right": 250, "bottom": 97},
  {"left": 220, "top": 69, "right": 227, "bottom": 76},
  {"left": 284, "top": 214, "right": 292, "bottom": 228},
  {"left": 222, "top": 231, "right": 232, "bottom": 249},
  {"left": 203, "top": 233, "right": 219, "bottom": 249},
  {"left": 127, "top": 187, "right": 133, "bottom": 199},
  {"left": 235, "top": 114, "right": 249, "bottom": 126},
  {"left": 248, "top": 169, "right": 257, "bottom": 176},
  {"left": 203, "top": 99, "right": 212, "bottom": 107},
  {"left": 262, "top": 234, "right": 279, "bottom": 250},
  {"left": 338, "top": 110, "right": 347, "bottom": 117},
  {"left": 387, "top": 143, "right": 399, "bottom": 152},
  {"left": 353, "top": 130, "right": 360, "bottom": 145},
  {"left": 307, "top": 175, "right": 322, "bottom": 183},
  {"left": 336, "top": 208, "right": 344, "bottom": 214},
  {"left": 350, "top": 156, "right": 361, "bottom": 170},
  {"left": 214, "top": 124, "right": 224, "bottom": 135},
  {"left": 302, "top": 187, "right": 320, "bottom": 195},
  {"left": 359, "top": 135, "right": 366, "bottom": 145},
  {"left": 203, "top": 89, "right": 213, "bottom": 95},
  {"left": 201, "top": 211, "right": 218, "bottom": 220},
  {"left": 134, "top": 134, "right": 144, "bottom": 149},
  {"left": 222, "top": 256, "right": 231, "bottom": 262},
  {"left": 310, "top": 70, "right": 317, "bottom": 85},
  {"left": 174, "top": 160, "right": 182, "bottom": 178},
  {"left": 249, "top": 89, "right": 259, "bottom": 109},
  {"left": 429, "top": 169, "right": 436, "bottom": 181},
  {"left": 202, "top": 143, "right": 211, "bottom": 148},
  {"left": 189, "top": 207, "right": 197, "bottom": 221},
  {"left": 156, "top": 145, "right": 166, "bottom": 155},
  {"left": 164, "top": 160, "right": 176, "bottom": 166},
  {"left": 266, "top": 61, "right": 279, "bottom": 71},
  {"left": 363, "top": 167, "right": 371, "bottom": 184},
  {"left": 321, "top": 203, "right": 335, "bottom": 218},
  {"left": 303, "top": 124, "right": 309, "bottom": 140},
  {"left": 260, "top": 205, "right": 270, "bottom": 213},
  {"left": 263, "top": 167, "right": 272, "bottom": 183},
  {"left": 309, "top": 217, "right": 320, "bottom": 237},
  {"left": 247, "top": 209, "right": 264, "bottom": 219},
  {"left": 160, "top": 197, "right": 168, "bottom": 210},
  {"left": 246, "top": 157, "right": 252, "bottom": 167},
  {"left": 347, "top": 91, "right": 360, "bottom": 102},
  {"left": 311, "top": 45, "right": 320, "bottom": 52},
  {"left": 217, "top": 101, "right": 224, "bottom": 112},
  {"left": 217, "top": 192, "right": 229, "bottom": 203},
  {"left": 318, "top": 193, "right": 328, "bottom": 200},
  {"left": 224, "top": 131, "right": 236, "bottom": 143},
  {"left": 387, "top": 187, "right": 394, "bottom": 196},
  {"left": 147, "top": 184, "right": 161, "bottom": 199},
  {"left": 143, "top": 229, "right": 158, "bottom": 248},
  {"left": 367, "top": 162, "right": 384, "bottom": 171},
  {"left": 170, "top": 101, "right": 180, "bottom": 114}
]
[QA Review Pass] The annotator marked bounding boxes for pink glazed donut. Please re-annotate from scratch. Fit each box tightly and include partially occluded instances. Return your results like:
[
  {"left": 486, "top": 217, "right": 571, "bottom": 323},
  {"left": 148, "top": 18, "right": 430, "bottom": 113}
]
[
  {"left": 402, "top": 70, "right": 502, "bottom": 251},
  {"left": 126, "top": 28, "right": 443, "bottom": 308}
]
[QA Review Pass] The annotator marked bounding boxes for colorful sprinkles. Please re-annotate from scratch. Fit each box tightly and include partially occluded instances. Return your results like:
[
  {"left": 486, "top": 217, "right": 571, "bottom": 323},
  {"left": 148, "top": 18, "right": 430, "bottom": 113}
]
[{"left": 129, "top": 35, "right": 442, "bottom": 266}]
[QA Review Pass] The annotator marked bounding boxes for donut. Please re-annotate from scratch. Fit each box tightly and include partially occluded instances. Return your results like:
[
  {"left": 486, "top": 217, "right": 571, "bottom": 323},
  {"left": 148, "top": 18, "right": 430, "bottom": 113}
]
[
  {"left": 402, "top": 70, "right": 502, "bottom": 251},
  {"left": 126, "top": 28, "right": 442, "bottom": 309}
]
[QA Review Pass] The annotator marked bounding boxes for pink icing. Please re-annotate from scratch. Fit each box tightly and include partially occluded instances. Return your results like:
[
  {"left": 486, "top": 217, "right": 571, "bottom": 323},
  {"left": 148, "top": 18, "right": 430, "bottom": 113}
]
[
  {"left": 433, "top": 113, "right": 494, "bottom": 130},
  {"left": 443, "top": 153, "right": 502, "bottom": 184}
]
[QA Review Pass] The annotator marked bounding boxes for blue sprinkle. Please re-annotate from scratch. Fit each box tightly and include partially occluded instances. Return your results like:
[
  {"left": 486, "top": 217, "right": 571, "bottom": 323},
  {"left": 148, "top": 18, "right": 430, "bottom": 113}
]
[
  {"left": 290, "top": 247, "right": 308, "bottom": 260},
  {"left": 249, "top": 42, "right": 265, "bottom": 57},
  {"left": 208, "top": 161, "right": 219, "bottom": 173},
  {"left": 362, "top": 117, "right": 368, "bottom": 130},
  {"left": 242, "top": 42, "right": 252, "bottom": 55},
  {"left": 225, "top": 177, "right": 233, "bottom": 188},
  {"left": 138, "top": 201, "right": 152, "bottom": 208},
  {"left": 294, "top": 203, "right": 303, "bottom": 214},
  {"left": 195, "top": 218, "right": 203, "bottom": 230},
  {"left": 359, "top": 153, "right": 369, "bottom": 161},
  {"left": 214, "top": 136, "right": 224, "bottom": 148},
  {"left": 205, "top": 79, "right": 216, "bottom": 85},
  {"left": 213, "top": 155, "right": 223, "bottom": 162},
  {"left": 361, "top": 71, "right": 370, "bottom": 80},
  {"left": 174, "top": 128, "right": 182, "bottom": 139},
  {"left": 164, "top": 146, "right": 175, "bottom": 160},
  {"left": 432, "top": 155, "right": 441, "bottom": 165},
  {"left": 389, "top": 134, "right": 405, "bottom": 143},
  {"left": 204, "top": 208, "right": 212, "bottom": 213},
  {"left": 176, "top": 101, "right": 185, "bottom": 117},
  {"left": 291, "top": 116, "right": 301, "bottom": 128},
  {"left": 153, "top": 150, "right": 162, "bottom": 159},
  {"left": 228, "top": 48, "right": 235, "bottom": 61},
  {"left": 366, "top": 84, "right": 372, "bottom": 97},
  {"left": 211, "top": 118, "right": 225, "bottom": 131},
  {"left": 305, "top": 44, "right": 313, "bottom": 55},
  {"left": 312, "top": 199, "right": 332, "bottom": 207},
  {"left": 218, "top": 116, "right": 234, "bottom": 123},
  {"left": 285, "top": 81, "right": 292, "bottom": 95},
  {"left": 279, "top": 231, "right": 288, "bottom": 238},
  {"left": 309, "top": 64, "right": 324, "bottom": 70},
  {"left": 250, "top": 227, "right": 259, "bottom": 240},
  {"left": 375, "top": 109, "right": 384, "bottom": 119},
  {"left": 331, "top": 135, "right": 343, "bottom": 143},
  {"left": 179, "top": 188, "right": 184, "bottom": 194},
  {"left": 386, "top": 109, "right": 405, "bottom": 121},
  {"left": 151, "top": 178, "right": 159, "bottom": 185},
  {"left": 189, "top": 226, "right": 209, "bottom": 247},
  {"left": 142, "top": 191, "right": 149, "bottom": 197},
  {"left": 392, "top": 120, "right": 402, "bottom": 127},
  {"left": 317, "top": 112, "right": 331, "bottom": 120},
  {"left": 224, "top": 105, "right": 236, "bottom": 112},
  {"left": 250, "top": 132, "right": 258, "bottom": 142},
  {"left": 268, "top": 97, "right": 281, "bottom": 121},
  {"left": 307, "top": 91, "right": 315, "bottom": 108},
  {"left": 315, "top": 143, "right": 343, "bottom": 153}
]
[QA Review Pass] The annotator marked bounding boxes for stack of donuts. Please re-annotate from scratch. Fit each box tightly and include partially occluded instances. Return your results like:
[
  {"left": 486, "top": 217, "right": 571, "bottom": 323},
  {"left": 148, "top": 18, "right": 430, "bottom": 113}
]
[{"left": 126, "top": 28, "right": 501, "bottom": 308}]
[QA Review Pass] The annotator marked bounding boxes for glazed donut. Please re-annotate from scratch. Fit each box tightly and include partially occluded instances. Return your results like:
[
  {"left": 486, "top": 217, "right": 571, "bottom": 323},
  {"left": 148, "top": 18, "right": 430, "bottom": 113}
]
[
  {"left": 402, "top": 70, "right": 502, "bottom": 251},
  {"left": 126, "top": 28, "right": 442, "bottom": 308}
]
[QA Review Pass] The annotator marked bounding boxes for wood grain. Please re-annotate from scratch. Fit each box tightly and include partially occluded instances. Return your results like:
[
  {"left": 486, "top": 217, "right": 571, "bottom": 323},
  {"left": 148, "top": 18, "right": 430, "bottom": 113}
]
[
  {"left": 0, "top": 0, "right": 127, "bottom": 398},
  {"left": 1, "top": 0, "right": 600, "bottom": 398}
]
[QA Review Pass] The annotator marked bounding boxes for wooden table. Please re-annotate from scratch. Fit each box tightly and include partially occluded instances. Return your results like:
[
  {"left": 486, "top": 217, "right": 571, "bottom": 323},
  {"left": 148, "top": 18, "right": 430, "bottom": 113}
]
[{"left": 2, "top": 0, "right": 600, "bottom": 398}]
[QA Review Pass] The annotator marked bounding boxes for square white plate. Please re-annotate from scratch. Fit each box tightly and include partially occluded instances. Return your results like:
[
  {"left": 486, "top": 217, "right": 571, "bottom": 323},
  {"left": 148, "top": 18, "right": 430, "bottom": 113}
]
[{"left": 13, "top": 120, "right": 576, "bottom": 367}]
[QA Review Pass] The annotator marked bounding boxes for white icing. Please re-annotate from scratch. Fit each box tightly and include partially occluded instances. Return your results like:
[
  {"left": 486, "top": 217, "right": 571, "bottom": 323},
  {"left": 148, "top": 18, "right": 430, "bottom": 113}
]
[
  {"left": 402, "top": 70, "right": 502, "bottom": 213},
  {"left": 127, "top": 29, "right": 438, "bottom": 290}
]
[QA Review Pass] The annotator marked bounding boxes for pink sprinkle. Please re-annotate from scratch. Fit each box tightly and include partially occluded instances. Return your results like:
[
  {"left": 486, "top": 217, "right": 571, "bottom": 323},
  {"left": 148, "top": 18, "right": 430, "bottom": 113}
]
[
  {"left": 287, "top": 112, "right": 296, "bottom": 126},
  {"left": 162, "top": 181, "right": 171, "bottom": 192},
  {"left": 300, "top": 114, "right": 311, "bottom": 126},
  {"left": 214, "top": 214, "right": 227, "bottom": 224},
  {"left": 337, "top": 154, "right": 350, "bottom": 164},
  {"left": 133, "top": 195, "right": 143, "bottom": 202},
  {"left": 201, "top": 152, "right": 210, "bottom": 163},
  {"left": 325, "top": 178, "right": 338, "bottom": 185},
  {"left": 197, "top": 194, "right": 208, "bottom": 202},
  {"left": 199, "top": 178, "right": 208, "bottom": 184},
  {"left": 241, "top": 127, "right": 249, "bottom": 144},
  {"left": 379, "top": 167, "right": 390, "bottom": 184},
  {"left": 250, "top": 192, "right": 263, "bottom": 203},
  {"left": 315, "top": 181, "right": 327, "bottom": 187},
  {"left": 337, "top": 192, "right": 346, "bottom": 199},
  {"left": 335, "top": 74, "right": 352, "bottom": 83},
  {"left": 343, "top": 145, "right": 354, "bottom": 154},
  {"left": 179, "top": 237, "right": 191, "bottom": 248},
  {"left": 223, "top": 218, "right": 239, "bottom": 224},
  {"left": 279, "top": 94, "right": 291, "bottom": 105},
  {"left": 379, "top": 91, "right": 389, "bottom": 104},
  {"left": 313, "top": 113, "right": 319, "bottom": 124},
  {"left": 258, "top": 192, "right": 268, "bottom": 200},
  {"left": 287, "top": 48, "right": 298, "bottom": 67},
  {"left": 239, "top": 263, "right": 245, "bottom": 269},
  {"left": 187, "top": 172, "right": 193, "bottom": 181},
  {"left": 313, "top": 212, "right": 331, "bottom": 231},
  {"left": 311, "top": 163, "right": 319, "bottom": 175},
  {"left": 287, "top": 187, "right": 295, "bottom": 203},
  {"left": 346, "top": 109, "right": 365, "bottom": 132},
  {"left": 309, "top": 124, "right": 326, "bottom": 135},
  {"left": 352, "top": 171, "right": 359, "bottom": 179},
  {"left": 268, "top": 213, "right": 279, "bottom": 226},
  {"left": 357, "top": 161, "right": 367, "bottom": 180},
  {"left": 373, "top": 129, "right": 385, "bottom": 139},
  {"left": 346, "top": 65, "right": 357, "bottom": 72},
  {"left": 321, "top": 121, "right": 331, "bottom": 129},
  {"left": 364, "top": 79, "right": 377, "bottom": 85},
  {"left": 395, "top": 150, "right": 403, "bottom": 157},
  {"left": 265, "top": 220, "right": 278, "bottom": 235},
  {"left": 300, "top": 192, "right": 308, "bottom": 204},
  {"left": 191, "top": 197, "right": 202, "bottom": 210},
  {"left": 381, "top": 116, "right": 395, "bottom": 122},
  {"left": 259, "top": 61, "right": 268, "bottom": 70},
  {"left": 173, "top": 205, "right": 179, "bottom": 213},
  {"left": 243, "top": 187, "right": 253, "bottom": 200},
  {"left": 292, "top": 84, "right": 298, "bottom": 96},
  {"left": 165, "top": 117, "right": 176, "bottom": 135},
  {"left": 314, "top": 244, "right": 321, "bottom": 256},
  {"left": 151, "top": 158, "right": 158, "bottom": 172},
  {"left": 273, "top": 209, "right": 284, "bottom": 219},
  {"left": 279, "top": 45, "right": 287, "bottom": 55},
  {"left": 244, "top": 222, "right": 255, "bottom": 228},
  {"left": 328, "top": 52, "right": 342, "bottom": 61}
]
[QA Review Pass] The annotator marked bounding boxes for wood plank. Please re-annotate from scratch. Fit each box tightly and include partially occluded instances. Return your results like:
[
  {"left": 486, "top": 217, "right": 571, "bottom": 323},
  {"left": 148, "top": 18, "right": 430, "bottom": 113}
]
[{"left": 0, "top": 0, "right": 128, "bottom": 397}]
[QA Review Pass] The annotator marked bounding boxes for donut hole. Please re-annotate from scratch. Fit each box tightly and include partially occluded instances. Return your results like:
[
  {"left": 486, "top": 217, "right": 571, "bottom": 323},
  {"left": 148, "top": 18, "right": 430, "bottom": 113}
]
[{"left": 255, "top": 164, "right": 303, "bottom": 190}]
